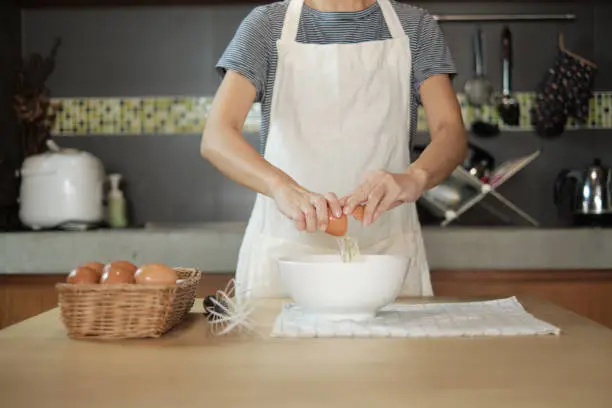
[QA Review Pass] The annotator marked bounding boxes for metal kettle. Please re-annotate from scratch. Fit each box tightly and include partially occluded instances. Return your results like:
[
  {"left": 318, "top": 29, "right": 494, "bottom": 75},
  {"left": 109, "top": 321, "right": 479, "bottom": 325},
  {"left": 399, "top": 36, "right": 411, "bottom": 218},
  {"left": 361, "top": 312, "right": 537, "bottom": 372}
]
[{"left": 554, "top": 158, "right": 612, "bottom": 216}]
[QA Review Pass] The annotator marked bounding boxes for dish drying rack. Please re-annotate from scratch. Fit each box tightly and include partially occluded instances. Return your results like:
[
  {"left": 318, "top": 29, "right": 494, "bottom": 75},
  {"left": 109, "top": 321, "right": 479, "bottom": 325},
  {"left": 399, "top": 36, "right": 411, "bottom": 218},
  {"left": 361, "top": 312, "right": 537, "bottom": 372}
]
[{"left": 419, "top": 150, "right": 541, "bottom": 227}]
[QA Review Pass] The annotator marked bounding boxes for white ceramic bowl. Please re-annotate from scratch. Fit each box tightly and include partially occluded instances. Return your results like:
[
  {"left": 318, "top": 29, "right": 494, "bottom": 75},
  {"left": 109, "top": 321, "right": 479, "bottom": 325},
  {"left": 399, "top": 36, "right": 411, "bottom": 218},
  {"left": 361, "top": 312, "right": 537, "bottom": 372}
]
[{"left": 277, "top": 254, "right": 409, "bottom": 321}]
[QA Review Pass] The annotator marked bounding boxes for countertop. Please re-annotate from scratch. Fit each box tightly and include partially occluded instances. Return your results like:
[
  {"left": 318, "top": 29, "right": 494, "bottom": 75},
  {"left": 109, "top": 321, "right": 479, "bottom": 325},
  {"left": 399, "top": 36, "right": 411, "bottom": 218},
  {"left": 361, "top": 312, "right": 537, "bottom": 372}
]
[
  {"left": 1, "top": 223, "right": 612, "bottom": 274},
  {"left": 1, "top": 296, "right": 612, "bottom": 407}
]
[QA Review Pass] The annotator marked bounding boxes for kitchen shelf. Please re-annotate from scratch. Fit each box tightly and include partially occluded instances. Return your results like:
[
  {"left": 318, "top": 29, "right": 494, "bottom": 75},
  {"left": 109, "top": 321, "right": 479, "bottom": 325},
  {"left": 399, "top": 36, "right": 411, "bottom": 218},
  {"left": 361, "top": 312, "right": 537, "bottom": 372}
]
[{"left": 419, "top": 149, "right": 541, "bottom": 227}]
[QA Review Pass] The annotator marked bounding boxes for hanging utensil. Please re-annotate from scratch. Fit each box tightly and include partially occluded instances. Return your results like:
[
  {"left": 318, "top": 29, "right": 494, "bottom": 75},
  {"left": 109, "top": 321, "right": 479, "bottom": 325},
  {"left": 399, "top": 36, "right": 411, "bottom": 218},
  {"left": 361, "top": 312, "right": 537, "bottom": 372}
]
[
  {"left": 464, "top": 27, "right": 493, "bottom": 107},
  {"left": 466, "top": 27, "right": 500, "bottom": 137},
  {"left": 497, "top": 26, "right": 520, "bottom": 126}
]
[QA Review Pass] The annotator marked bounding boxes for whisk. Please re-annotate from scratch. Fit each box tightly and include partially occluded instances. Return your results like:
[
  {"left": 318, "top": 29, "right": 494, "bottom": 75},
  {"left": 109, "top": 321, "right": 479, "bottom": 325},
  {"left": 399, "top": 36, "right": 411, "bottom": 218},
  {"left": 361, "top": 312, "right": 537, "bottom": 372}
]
[{"left": 203, "top": 278, "right": 258, "bottom": 337}]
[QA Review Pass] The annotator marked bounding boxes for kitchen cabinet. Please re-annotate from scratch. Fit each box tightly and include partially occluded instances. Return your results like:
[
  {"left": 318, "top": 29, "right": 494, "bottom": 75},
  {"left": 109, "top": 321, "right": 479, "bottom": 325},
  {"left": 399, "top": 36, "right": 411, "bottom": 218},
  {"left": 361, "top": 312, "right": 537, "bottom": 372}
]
[
  {"left": 3, "top": 268, "right": 612, "bottom": 329},
  {"left": 0, "top": 3, "right": 22, "bottom": 232},
  {"left": 432, "top": 269, "right": 612, "bottom": 328}
]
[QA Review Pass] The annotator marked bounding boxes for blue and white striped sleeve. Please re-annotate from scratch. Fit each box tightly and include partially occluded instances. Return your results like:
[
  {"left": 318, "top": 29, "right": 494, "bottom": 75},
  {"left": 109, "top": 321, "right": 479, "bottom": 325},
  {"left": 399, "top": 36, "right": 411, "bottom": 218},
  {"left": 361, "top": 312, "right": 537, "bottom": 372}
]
[
  {"left": 413, "top": 12, "right": 456, "bottom": 93},
  {"left": 216, "top": 7, "right": 271, "bottom": 102}
]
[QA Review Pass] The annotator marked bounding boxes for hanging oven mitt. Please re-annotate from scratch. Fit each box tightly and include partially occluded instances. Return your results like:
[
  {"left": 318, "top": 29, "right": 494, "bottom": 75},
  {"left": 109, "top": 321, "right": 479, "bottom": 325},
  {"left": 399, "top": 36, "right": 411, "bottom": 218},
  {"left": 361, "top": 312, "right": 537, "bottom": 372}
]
[{"left": 530, "top": 33, "right": 597, "bottom": 138}]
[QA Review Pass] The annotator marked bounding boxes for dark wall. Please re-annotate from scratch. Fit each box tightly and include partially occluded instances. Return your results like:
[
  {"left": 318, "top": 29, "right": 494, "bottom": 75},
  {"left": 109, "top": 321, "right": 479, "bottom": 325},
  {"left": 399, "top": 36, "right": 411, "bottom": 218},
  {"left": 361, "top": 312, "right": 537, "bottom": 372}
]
[
  {"left": 19, "top": 1, "right": 612, "bottom": 227},
  {"left": 0, "top": 2, "right": 22, "bottom": 230}
]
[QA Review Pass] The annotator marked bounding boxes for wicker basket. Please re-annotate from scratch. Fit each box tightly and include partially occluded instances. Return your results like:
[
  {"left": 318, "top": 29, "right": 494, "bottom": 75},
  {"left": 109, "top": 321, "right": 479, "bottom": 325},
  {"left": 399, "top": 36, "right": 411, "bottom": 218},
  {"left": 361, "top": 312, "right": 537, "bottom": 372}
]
[{"left": 55, "top": 268, "right": 202, "bottom": 339}]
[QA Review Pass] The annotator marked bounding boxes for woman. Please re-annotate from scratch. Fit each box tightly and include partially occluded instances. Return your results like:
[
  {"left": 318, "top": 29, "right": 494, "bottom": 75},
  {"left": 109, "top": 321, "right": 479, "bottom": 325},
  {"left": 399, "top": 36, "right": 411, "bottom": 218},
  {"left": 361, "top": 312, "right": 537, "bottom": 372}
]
[{"left": 201, "top": 0, "right": 467, "bottom": 298}]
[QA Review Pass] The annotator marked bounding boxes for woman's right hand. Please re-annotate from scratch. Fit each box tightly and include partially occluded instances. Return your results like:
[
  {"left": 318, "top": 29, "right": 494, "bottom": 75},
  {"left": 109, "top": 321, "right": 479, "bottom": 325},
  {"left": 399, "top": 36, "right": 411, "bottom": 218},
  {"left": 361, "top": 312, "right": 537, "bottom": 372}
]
[{"left": 270, "top": 180, "right": 343, "bottom": 233}]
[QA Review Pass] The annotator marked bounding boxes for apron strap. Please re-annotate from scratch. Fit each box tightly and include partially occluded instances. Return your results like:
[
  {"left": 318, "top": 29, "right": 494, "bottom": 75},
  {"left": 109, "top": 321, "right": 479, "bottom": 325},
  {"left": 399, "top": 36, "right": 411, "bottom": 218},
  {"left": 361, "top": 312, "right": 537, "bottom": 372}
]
[
  {"left": 377, "top": 0, "right": 406, "bottom": 39},
  {"left": 280, "top": 0, "right": 303, "bottom": 42}
]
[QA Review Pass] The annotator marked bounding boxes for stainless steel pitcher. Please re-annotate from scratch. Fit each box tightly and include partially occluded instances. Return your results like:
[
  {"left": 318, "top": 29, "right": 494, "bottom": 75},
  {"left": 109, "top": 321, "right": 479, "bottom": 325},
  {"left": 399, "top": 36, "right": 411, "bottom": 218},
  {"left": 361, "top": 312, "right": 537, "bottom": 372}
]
[{"left": 554, "top": 159, "right": 612, "bottom": 215}]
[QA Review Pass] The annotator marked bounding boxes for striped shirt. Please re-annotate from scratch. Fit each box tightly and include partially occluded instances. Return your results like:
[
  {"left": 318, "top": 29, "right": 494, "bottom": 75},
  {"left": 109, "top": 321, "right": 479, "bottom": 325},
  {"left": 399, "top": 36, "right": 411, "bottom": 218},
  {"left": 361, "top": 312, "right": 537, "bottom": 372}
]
[{"left": 216, "top": 0, "right": 456, "bottom": 154}]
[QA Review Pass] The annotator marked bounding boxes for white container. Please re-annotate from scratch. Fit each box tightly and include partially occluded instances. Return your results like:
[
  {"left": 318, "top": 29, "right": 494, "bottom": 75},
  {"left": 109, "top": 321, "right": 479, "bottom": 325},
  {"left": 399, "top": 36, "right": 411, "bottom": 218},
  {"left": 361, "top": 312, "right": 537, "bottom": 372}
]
[
  {"left": 277, "top": 254, "right": 409, "bottom": 321},
  {"left": 19, "top": 148, "right": 106, "bottom": 230}
]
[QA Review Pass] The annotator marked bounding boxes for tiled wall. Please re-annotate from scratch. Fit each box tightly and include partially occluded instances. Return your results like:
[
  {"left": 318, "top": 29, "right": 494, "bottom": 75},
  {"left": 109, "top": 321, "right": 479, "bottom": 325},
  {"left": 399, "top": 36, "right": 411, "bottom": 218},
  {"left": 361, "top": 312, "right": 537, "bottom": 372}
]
[
  {"left": 50, "top": 92, "right": 612, "bottom": 136},
  {"left": 17, "top": 1, "right": 612, "bottom": 227}
]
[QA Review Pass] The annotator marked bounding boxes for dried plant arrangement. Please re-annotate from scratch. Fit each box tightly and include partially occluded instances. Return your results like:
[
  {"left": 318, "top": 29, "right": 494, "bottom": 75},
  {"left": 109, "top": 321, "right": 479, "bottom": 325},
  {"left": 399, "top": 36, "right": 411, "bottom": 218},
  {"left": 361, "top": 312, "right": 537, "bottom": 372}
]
[{"left": 13, "top": 38, "right": 62, "bottom": 157}]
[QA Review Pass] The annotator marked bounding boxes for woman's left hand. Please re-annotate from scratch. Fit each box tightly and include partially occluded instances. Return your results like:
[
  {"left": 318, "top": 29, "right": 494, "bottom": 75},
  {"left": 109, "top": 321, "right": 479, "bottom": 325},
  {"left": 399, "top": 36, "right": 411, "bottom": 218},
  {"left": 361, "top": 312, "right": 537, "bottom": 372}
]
[{"left": 341, "top": 167, "right": 429, "bottom": 225}]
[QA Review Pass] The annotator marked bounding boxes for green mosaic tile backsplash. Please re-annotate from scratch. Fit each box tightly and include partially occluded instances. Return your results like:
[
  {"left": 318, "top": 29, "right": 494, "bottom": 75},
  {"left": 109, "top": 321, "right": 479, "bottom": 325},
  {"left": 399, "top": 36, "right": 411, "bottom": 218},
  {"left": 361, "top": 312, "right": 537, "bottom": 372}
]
[{"left": 50, "top": 92, "right": 612, "bottom": 136}]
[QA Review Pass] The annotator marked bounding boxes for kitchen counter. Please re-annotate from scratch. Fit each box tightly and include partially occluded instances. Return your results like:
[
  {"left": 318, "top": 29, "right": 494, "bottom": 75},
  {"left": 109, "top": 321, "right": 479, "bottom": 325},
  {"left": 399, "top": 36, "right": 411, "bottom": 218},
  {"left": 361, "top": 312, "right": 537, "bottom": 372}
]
[
  {"left": 1, "top": 224, "right": 612, "bottom": 273},
  {"left": 1, "top": 296, "right": 612, "bottom": 407}
]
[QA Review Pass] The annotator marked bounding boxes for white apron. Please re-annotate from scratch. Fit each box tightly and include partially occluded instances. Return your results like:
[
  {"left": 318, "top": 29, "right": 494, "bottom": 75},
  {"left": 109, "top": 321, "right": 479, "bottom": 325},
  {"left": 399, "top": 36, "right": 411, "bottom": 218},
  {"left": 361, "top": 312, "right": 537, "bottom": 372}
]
[{"left": 235, "top": 0, "right": 433, "bottom": 298}]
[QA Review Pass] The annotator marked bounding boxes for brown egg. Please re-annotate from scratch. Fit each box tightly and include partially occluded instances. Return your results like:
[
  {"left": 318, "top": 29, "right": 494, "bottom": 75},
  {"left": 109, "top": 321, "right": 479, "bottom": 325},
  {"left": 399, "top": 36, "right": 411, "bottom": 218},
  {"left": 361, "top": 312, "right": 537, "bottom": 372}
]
[
  {"left": 101, "top": 263, "right": 135, "bottom": 284},
  {"left": 326, "top": 213, "right": 348, "bottom": 237},
  {"left": 325, "top": 205, "right": 366, "bottom": 237},
  {"left": 67, "top": 266, "right": 99, "bottom": 284},
  {"left": 135, "top": 263, "right": 178, "bottom": 285},
  {"left": 78, "top": 262, "right": 105, "bottom": 278},
  {"left": 351, "top": 205, "right": 365, "bottom": 222},
  {"left": 106, "top": 260, "right": 138, "bottom": 274}
]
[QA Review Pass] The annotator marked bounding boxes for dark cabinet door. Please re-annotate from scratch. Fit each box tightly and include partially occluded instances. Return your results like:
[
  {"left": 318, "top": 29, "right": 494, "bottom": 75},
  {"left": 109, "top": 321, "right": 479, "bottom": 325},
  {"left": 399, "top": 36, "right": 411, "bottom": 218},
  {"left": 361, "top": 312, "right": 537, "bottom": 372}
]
[{"left": 0, "top": 4, "right": 23, "bottom": 231}]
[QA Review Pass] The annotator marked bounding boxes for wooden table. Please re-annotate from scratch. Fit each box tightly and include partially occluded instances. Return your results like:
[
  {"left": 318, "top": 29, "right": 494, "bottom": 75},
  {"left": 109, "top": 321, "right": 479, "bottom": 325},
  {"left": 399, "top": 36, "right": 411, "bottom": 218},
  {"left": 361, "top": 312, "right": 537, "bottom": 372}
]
[{"left": 1, "top": 297, "right": 612, "bottom": 407}]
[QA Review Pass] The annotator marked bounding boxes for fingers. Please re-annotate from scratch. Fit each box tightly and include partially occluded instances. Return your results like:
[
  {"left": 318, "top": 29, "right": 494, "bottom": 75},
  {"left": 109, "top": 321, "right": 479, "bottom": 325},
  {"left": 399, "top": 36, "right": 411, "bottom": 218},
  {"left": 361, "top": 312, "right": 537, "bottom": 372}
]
[
  {"left": 302, "top": 193, "right": 346, "bottom": 234},
  {"left": 343, "top": 184, "right": 369, "bottom": 215},
  {"left": 290, "top": 189, "right": 386, "bottom": 233},
  {"left": 297, "top": 195, "right": 329, "bottom": 233},
  {"left": 371, "top": 175, "right": 402, "bottom": 221},
  {"left": 311, "top": 196, "right": 329, "bottom": 232},
  {"left": 343, "top": 170, "right": 385, "bottom": 215},
  {"left": 276, "top": 184, "right": 330, "bottom": 233},
  {"left": 373, "top": 196, "right": 399, "bottom": 222},
  {"left": 344, "top": 172, "right": 381, "bottom": 216},
  {"left": 363, "top": 184, "right": 385, "bottom": 225},
  {"left": 325, "top": 192, "right": 343, "bottom": 219},
  {"left": 344, "top": 171, "right": 405, "bottom": 225},
  {"left": 302, "top": 203, "right": 318, "bottom": 233},
  {"left": 293, "top": 211, "right": 306, "bottom": 231}
]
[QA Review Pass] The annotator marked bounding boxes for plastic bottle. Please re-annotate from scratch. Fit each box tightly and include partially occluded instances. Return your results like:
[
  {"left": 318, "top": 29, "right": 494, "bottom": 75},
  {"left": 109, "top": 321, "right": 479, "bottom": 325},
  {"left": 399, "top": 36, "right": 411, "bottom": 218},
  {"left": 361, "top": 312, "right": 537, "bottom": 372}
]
[{"left": 107, "top": 173, "right": 128, "bottom": 228}]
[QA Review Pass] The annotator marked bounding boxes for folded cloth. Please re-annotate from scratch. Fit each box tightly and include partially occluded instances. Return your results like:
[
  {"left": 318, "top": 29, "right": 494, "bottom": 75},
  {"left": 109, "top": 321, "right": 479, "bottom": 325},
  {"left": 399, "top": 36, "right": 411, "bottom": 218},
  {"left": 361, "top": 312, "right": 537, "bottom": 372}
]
[{"left": 271, "top": 297, "right": 561, "bottom": 338}]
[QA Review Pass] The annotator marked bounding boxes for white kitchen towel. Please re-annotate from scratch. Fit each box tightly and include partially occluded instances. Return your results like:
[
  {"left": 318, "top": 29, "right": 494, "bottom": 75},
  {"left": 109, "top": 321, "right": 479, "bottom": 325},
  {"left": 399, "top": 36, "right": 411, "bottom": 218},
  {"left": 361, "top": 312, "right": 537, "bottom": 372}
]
[{"left": 270, "top": 297, "right": 561, "bottom": 338}]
